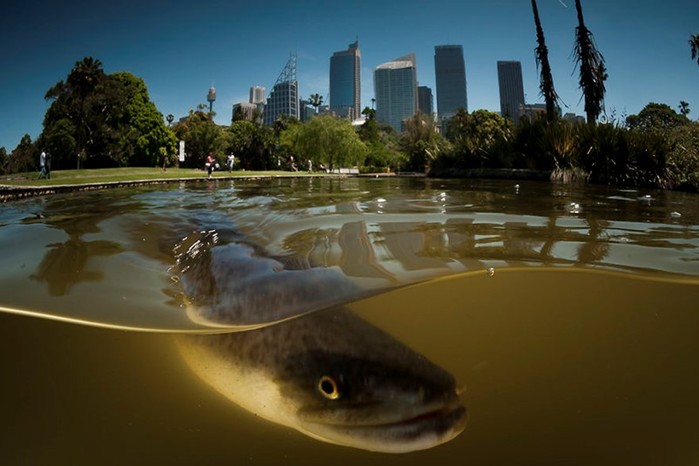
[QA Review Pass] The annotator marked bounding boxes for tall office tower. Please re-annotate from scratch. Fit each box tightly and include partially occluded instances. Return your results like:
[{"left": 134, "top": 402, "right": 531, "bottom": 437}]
[
  {"left": 263, "top": 55, "right": 299, "bottom": 126},
  {"left": 249, "top": 86, "right": 265, "bottom": 104},
  {"left": 418, "top": 86, "right": 433, "bottom": 115},
  {"left": 434, "top": 45, "right": 468, "bottom": 119},
  {"left": 329, "top": 40, "right": 361, "bottom": 119},
  {"left": 374, "top": 53, "right": 418, "bottom": 133},
  {"left": 497, "top": 60, "right": 525, "bottom": 122}
]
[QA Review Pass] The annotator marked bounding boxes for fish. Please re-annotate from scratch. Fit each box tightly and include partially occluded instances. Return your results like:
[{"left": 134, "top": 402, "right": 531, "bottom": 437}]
[
  {"left": 174, "top": 231, "right": 467, "bottom": 453},
  {"left": 177, "top": 307, "right": 467, "bottom": 453}
]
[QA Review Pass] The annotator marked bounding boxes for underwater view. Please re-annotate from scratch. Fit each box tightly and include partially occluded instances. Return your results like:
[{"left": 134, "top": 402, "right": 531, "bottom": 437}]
[{"left": 1, "top": 177, "right": 698, "bottom": 465}]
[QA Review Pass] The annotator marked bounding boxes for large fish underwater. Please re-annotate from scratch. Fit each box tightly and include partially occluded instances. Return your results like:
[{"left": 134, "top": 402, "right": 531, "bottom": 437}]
[{"left": 174, "top": 230, "right": 467, "bottom": 453}]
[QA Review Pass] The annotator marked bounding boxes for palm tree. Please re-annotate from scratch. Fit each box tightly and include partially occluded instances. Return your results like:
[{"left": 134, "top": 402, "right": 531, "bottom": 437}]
[
  {"left": 679, "top": 101, "right": 691, "bottom": 117},
  {"left": 308, "top": 93, "right": 324, "bottom": 114},
  {"left": 690, "top": 34, "right": 699, "bottom": 66},
  {"left": 531, "top": 0, "right": 560, "bottom": 123},
  {"left": 573, "top": 0, "right": 607, "bottom": 124}
]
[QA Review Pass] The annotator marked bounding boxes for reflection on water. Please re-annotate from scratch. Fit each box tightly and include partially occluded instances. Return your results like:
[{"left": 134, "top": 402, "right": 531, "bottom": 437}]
[{"left": 1, "top": 178, "right": 699, "bottom": 464}]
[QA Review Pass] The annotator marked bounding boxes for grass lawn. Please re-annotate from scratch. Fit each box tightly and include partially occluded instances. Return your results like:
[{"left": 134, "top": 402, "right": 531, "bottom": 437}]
[{"left": 0, "top": 167, "right": 312, "bottom": 187}]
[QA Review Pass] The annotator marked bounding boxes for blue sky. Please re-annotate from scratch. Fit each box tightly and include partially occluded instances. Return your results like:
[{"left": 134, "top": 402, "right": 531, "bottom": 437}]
[{"left": 1, "top": 0, "right": 697, "bottom": 150}]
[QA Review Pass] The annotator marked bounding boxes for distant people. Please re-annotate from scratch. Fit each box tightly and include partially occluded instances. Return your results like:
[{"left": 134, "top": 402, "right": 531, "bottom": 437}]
[
  {"left": 227, "top": 153, "right": 235, "bottom": 173},
  {"left": 289, "top": 155, "right": 297, "bottom": 172},
  {"left": 308, "top": 159, "right": 313, "bottom": 172},
  {"left": 205, "top": 153, "right": 215, "bottom": 178},
  {"left": 39, "top": 151, "right": 50, "bottom": 179}
]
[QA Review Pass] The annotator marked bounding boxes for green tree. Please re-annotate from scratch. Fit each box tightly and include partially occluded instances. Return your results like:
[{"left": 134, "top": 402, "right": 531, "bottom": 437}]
[
  {"left": 39, "top": 118, "right": 77, "bottom": 169},
  {"left": 531, "top": 0, "right": 560, "bottom": 123},
  {"left": 665, "top": 122, "right": 699, "bottom": 190},
  {"left": 690, "top": 34, "right": 699, "bottom": 66},
  {"left": 0, "top": 147, "right": 7, "bottom": 174},
  {"left": 626, "top": 103, "right": 690, "bottom": 132},
  {"left": 573, "top": 0, "right": 607, "bottom": 124},
  {"left": 444, "top": 109, "right": 512, "bottom": 168},
  {"left": 226, "top": 120, "right": 275, "bottom": 170},
  {"left": 42, "top": 58, "right": 174, "bottom": 168},
  {"left": 400, "top": 112, "right": 446, "bottom": 172},
  {"left": 7, "top": 135, "right": 38, "bottom": 174},
  {"left": 173, "top": 110, "right": 227, "bottom": 168},
  {"left": 357, "top": 110, "right": 404, "bottom": 171},
  {"left": 107, "top": 72, "right": 176, "bottom": 166},
  {"left": 679, "top": 101, "right": 691, "bottom": 117},
  {"left": 279, "top": 115, "right": 367, "bottom": 170},
  {"left": 44, "top": 57, "right": 106, "bottom": 168}
]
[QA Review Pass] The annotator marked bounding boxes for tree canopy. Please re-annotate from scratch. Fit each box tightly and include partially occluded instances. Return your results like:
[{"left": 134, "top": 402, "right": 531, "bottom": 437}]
[
  {"left": 41, "top": 57, "right": 175, "bottom": 168},
  {"left": 625, "top": 103, "right": 690, "bottom": 132},
  {"left": 279, "top": 115, "right": 367, "bottom": 170}
]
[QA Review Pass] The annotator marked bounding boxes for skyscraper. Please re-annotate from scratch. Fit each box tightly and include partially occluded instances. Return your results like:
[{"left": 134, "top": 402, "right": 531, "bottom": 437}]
[
  {"left": 263, "top": 55, "right": 299, "bottom": 126},
  {"left": 374, "top": 53, "right": 418, "bottom": 133},
  {"left": 497, "top": 60, "right": 525, "bottom": 122},
  {"left": 329, "top": 41, "right": 361, "bottom": 119},
  {"left": 434, "top": 45, "right": 467, "bottom": 119},
  {"left": 418, "top": 86, "right": 433, "bottom": 116}
]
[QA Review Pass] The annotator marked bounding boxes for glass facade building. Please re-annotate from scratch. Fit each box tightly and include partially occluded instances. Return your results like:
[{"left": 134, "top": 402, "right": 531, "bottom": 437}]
[
  {"left": 374, "top": 53, "right": 417, "bottom": 133},
  {"left": 329, "top": 41, "right": 361, "bottom": 120},
  {"left": 434, "top": 45, "right": 467, "bottom": 119},
  {"left": 418, "top": 86, "right": 433, "bottom": 116},
  {"left": 263, "top": 56, "right": 299, "bottom": 126},
  {"left": 497, "top": 60, "right": 525, "bottom": 122}
]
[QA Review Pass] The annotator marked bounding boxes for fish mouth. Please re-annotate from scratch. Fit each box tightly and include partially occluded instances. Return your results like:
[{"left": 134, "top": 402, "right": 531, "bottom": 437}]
[{"left": 299, "top": 401, "right": 467, "bottom": 453}]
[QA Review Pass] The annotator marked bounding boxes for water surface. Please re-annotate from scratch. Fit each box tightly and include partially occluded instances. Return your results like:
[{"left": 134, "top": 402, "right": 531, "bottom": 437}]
[{"left": 1, "top": 177, "right": 698, "bottom": 464}]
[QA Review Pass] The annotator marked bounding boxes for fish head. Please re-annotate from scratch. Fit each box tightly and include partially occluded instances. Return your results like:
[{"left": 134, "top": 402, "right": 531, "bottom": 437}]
[{"left": 276, "top": 350, "right": 467, "bottom": 453}]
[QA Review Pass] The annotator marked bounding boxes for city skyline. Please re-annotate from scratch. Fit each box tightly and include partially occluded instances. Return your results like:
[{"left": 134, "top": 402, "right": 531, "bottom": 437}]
[{"left": 1, "top": 0, "right": 697, "bottom": 149}]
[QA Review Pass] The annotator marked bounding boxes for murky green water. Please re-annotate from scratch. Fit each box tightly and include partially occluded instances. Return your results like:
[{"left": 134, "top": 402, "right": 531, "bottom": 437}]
[{"left": 1, "top": 177, "right": 698, "bottom": 464}]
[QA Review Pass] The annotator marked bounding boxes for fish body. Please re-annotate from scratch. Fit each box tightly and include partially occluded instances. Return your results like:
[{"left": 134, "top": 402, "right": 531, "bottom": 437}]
[
  {"left": 177, "top": 307, "right": 466, "bottom": 453},
  {"left": 175, "top": 229, "right": 466, "bottom": 452}
]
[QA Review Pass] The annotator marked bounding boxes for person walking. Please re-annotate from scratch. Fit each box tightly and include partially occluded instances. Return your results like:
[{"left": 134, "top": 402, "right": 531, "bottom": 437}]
[
  {"left": 39, "top": 151, "right": 48, "bottom": 179},
  {"left": 205, "top": 153, "right": 215, "bottom": 178},
  {"left": 227, "top": 153, "right": 235, "bottom": 173}
]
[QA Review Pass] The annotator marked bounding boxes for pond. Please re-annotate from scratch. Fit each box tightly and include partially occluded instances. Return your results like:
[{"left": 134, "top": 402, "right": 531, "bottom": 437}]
[{"left": 1, "top": 177, "right": 698, "bottom": 465}]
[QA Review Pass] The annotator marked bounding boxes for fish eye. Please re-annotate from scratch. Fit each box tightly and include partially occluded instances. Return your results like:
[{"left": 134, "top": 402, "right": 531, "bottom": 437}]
[{"left": 317, "top": 375, "right": 340, "bottom": 400}]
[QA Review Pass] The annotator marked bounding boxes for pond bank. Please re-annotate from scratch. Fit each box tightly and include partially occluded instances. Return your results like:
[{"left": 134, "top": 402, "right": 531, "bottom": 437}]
[
  {"left": 0, "top": 173, "right": 361, "bottom": 202},
  {"left": 428, "top": 167, "right": 552, "bottom": 181}
]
